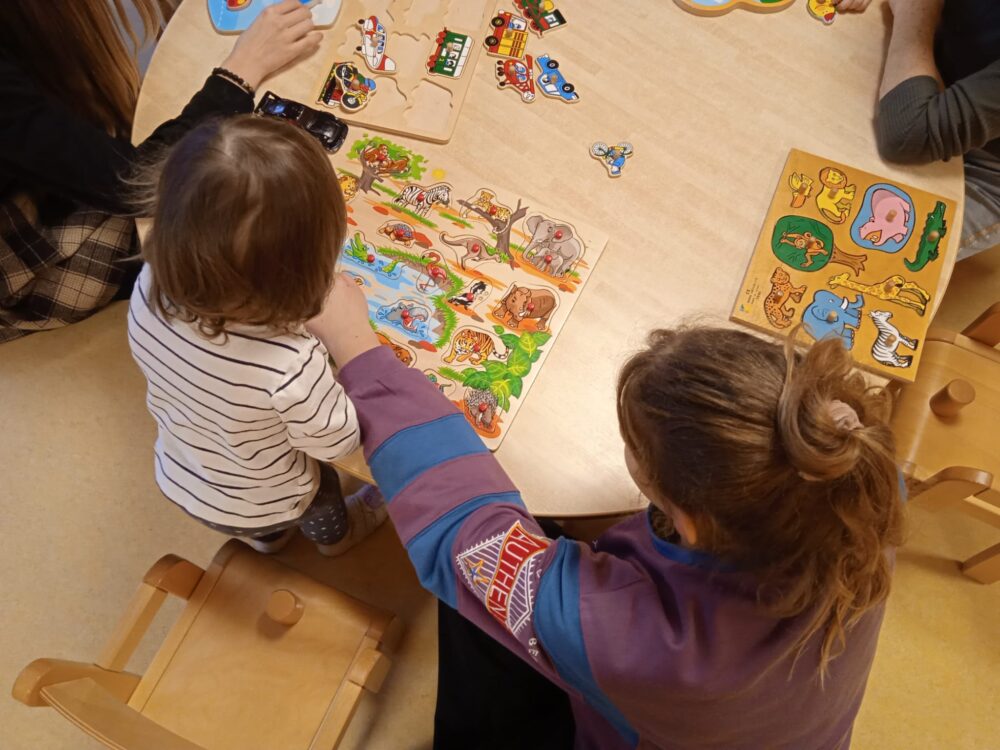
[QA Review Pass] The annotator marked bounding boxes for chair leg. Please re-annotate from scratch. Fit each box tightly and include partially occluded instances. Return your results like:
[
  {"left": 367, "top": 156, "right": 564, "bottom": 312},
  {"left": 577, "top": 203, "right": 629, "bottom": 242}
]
[{"left": 961, "top": 542, "right": 1000, "bottom": 584}]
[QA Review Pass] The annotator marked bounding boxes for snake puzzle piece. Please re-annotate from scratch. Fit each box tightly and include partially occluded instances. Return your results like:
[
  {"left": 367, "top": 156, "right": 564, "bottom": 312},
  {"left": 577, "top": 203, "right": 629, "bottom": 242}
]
[
  {"left": 336, "top": 136, "right": 607, "bottom": 449},
  {"left": 672, "top": 0, "right": 794, "bottom": 16},
  {"left": 207, "top": 0, "right": 342, "bottom": 32},
  {"left": 732, "top": 148, "right": 957, "bottom": 382}
]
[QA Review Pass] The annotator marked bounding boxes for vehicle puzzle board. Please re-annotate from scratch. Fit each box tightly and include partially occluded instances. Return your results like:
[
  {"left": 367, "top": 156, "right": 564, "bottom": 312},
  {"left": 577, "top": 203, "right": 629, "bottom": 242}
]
[
  {"left": 732, "top": 148, "right": 957, "bottom": 383},
  {"left": 335, "top": 135, "right": 607, "bottom": 449}
]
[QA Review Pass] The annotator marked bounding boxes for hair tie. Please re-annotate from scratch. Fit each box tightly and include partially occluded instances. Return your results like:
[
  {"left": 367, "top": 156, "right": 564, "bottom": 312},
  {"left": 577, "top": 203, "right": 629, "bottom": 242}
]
[{"left": 796, "top": 400, "right": 863, "bottom": 481}]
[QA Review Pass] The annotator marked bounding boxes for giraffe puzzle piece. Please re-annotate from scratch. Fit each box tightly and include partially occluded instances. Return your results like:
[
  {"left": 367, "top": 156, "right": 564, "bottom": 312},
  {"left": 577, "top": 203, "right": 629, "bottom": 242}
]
[
  {"left": 828, "top": 272, "right": 931, "bottom": 316},
  {"left": 802, "top": 290, "right": 864, "bottom": 349}
]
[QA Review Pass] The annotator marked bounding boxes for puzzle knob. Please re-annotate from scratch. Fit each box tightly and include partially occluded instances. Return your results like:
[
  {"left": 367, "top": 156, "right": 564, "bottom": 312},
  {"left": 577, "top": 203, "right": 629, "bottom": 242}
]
[
  {"left": 553, "top": 230, "right": 563, "bottom": 240},
  {"left": 825, "top": 311, "right": 837, "bottom": 323},
  {"left": 266, "top": 589, "right": 304, "bottom": 626},
  {"left": 366, "top": 254, "right": 375, "bottom": 263},
  {"left": 472, "top": 243, "right": 481, "bottom": 252},
  {"left": 929, "top": 379, "right": 975, "bottom": 418}
]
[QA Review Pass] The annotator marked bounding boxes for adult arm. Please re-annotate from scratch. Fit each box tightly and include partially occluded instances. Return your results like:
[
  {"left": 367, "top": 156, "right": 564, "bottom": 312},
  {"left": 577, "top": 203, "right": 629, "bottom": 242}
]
[{"left": 876, "top": 0, "right": 1000, "bottom": 163}]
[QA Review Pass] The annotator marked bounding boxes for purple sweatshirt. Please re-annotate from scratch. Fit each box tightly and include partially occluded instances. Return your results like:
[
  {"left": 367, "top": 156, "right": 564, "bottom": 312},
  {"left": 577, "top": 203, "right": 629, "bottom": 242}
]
[{"left": 339, "top": 346, "right": 886, "bottom": 750}]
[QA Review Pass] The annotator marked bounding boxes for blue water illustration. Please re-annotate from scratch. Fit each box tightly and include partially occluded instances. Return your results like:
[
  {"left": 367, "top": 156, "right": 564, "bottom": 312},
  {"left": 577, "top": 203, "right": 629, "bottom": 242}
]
[
  {"left": 207, "top": 0, "right": 308, "bottom": 33},
  {"left": 849, "top": 183, "right": 915, "bottom": 253}
]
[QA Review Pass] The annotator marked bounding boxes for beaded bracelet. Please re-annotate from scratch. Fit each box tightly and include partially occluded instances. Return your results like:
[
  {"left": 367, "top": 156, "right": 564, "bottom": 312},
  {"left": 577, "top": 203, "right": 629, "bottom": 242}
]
[{"left": 212, "top": 67, "right": 255, "bottom": 96}]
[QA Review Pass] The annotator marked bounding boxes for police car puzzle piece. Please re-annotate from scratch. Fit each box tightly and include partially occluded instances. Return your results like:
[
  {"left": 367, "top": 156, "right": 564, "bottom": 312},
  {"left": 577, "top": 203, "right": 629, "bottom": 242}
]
[{"left": 535, "top": 55, "right": 578, "bottom": 103}]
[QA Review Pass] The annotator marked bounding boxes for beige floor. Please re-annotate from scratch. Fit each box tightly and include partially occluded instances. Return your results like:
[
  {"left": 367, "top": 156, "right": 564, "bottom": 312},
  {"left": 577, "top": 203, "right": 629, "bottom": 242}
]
[{"left": 2, "top": 251, "right": 999, "bottom": 749}]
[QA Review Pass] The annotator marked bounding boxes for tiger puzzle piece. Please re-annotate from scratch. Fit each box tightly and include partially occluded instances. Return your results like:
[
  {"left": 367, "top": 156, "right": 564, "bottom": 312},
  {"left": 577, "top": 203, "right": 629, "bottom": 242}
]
[
  {"left": 495, "top": 55, "right": 537, "bottom": 102},
  {"left": 427, "top": 28, "right": 473, "bottom": 79},
  {"left": 355, "top": 16, "right": 396, "bottom": 74},
  {"left": 815, "top": 167, "right": 856, "bottom": 224},
  {"left": 787, "top": 172, "right": 814, "bottom": 209},
  {"left": 807, "top": 0, "right": 836, "bottom": 24},
  {"left": 772, "top": 215, "right": 867, "bottom": 274},
  {"left": 492, "top": 283, "right": 559, "bottom": 331},
  {"left": 869, "top": 310, "right": 919, "bottom": 368},
  {"left": 763, "top": 267, "right": 806, "bottom": 329},
  {"left": 515, "top": 0, "right": 567, "bottom": 36},
  {"left": 828, "top": 272, "right": 931, "bottom": 316},
  {"left": 673, "top": 0, "right": 795, "bottom": 16},
  {"left": 460, "top": 189, "right": 513, "bottom": 225},
  {"left": 851, "top": 184, "right": 914, "bottom": 252},
  {"left": 484, "top": 11, "right": 530, "bottom": 59},
  {"left": 591, "top": 142, "right": 634, "bottom": 178},
  {"left": 442, "top": 327, "right": 508, "bottom": 365},
  {"left": 802, "top": 290, "right": 864, "bottom": 349},
  {"left": 904, "top": 201, "right": 948, "bottom": 272}
]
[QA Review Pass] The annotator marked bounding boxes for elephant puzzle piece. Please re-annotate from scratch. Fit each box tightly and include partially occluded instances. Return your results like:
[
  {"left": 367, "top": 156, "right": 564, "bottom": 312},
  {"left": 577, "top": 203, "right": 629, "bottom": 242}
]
[
  {"left": 802, "top": 290, "right": 864, "bottom": 349},
  {"left": 828, "top": 272, "right": 931, "bottom": 316},
  {"left": 523, "top": 215, "right": 584, "bottom": 277}
]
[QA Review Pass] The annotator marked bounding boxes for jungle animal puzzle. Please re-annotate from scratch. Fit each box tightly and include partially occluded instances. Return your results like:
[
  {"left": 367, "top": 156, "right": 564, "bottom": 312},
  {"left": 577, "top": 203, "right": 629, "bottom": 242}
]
[
  {"left": 732, "top": 149, "right": 956, "bottom": 382},
  {"left": 336, "top": 136, "right": 607, "bottom": 449}
]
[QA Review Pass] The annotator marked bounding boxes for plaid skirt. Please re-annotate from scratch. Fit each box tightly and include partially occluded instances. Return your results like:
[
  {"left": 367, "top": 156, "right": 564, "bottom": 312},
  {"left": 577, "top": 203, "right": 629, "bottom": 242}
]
[{"left": 0, "top": 197, "right": 137, "bottom": 343}]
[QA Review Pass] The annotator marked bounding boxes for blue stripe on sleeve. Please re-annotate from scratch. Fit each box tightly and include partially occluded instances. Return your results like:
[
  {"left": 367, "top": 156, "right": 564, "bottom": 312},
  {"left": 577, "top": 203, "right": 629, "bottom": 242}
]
[
  {"left": 405, "top": 491, "right": 526, "bottom": 608},
  {"left": 368, "top": 413, "right": 489, "bottom": 501},
  {"left": 535, "top": 541, "right": 639, "bottom": 748}
]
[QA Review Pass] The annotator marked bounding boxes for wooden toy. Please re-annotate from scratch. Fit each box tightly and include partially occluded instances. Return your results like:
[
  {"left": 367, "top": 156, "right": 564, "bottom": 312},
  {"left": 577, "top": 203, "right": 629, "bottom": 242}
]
[
  {"left": 318, "top": 61, "right": 377, "bottom": 113},
  {"left": 336, "top": 136, "right": 607, "bottom": 449},
  {"left": 889, "top": 304, "right": 1000, "bottom": 584},
  {"left": 308, "top": 1, "right": 494, "bottom": 143},
  {"left": 255, "top": 91, "right": 349, "bottom": 152},
  {"left": 355, "top": 16, "right": 396, "bottom": 74},
  {"left": 207, "top": 0, "right": 342, "bottom": 33},
  {"left": 590, "top": 142, "right": 634, "bottom": 178},
  {"left": 495, "top": 55, "right": 537, "bottom": 103},
  {"left": 515, "top": 0, "right": 568, "bottom": 35},
  {"left": 807, "top": 0, "right": 837, "bottom": 24},
  {"left": 12, "top": 540, "right": 402, "bottom": 748},
  {"left": 672, "top": 0, "right": 794, "bottom": 16},
  {"left": 731, "top": 149, "right": 957, "bottom": 382},
  {"left": 535, "top": 55, "right": 579, "bottom": 103},
  {"left": 484, "top": 11, "right": 530, "bottom": 59}
]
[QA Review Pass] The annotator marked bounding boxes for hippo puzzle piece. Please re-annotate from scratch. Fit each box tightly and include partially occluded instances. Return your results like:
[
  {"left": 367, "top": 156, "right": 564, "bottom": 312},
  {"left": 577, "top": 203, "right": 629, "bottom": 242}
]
[
  {"left": 335, "top": 135, "right": 608, "bottom": 449},
  {"left": 591, "top": 142, "right": 634, "bottom": 178},
  {"left": 732, "top": 148, "right": 956, "bottom": 382}
]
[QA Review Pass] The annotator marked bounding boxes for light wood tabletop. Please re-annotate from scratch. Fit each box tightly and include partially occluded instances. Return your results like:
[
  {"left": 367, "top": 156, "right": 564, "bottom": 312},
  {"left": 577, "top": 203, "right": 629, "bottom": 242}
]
[{"left": 133, "top": 0, "right": 965, "bottom": 517}]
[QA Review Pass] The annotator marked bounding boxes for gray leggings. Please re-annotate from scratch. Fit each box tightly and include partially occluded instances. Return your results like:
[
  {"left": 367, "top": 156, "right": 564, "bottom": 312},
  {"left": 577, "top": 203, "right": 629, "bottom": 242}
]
[{"left": 200, "top": 464, "right": 349, "bottom": 545}]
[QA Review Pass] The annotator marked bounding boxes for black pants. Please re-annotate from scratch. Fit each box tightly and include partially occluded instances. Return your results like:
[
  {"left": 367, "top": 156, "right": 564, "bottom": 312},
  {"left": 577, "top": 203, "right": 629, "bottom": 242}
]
[{"left": 434, "top": 520, "right": 575, "bottom": 750}]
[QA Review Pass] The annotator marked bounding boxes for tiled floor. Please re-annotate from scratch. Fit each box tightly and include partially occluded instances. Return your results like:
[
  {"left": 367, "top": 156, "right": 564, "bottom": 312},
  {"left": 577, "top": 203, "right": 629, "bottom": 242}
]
[{"left": 2, "top": 250, "right": 999, "bottom": 748}]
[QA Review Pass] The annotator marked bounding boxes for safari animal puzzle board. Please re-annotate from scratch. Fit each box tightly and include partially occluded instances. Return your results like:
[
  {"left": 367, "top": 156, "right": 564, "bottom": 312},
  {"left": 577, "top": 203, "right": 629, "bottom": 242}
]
[
  {"left": 732, "top": 149, "right": 956, "bottom": 382},
  {"left": 335, "top": 136, "right": 607, "bottom": 449},
  {"left": 309, "top": 0, "right": 494, "bottom": 143}
]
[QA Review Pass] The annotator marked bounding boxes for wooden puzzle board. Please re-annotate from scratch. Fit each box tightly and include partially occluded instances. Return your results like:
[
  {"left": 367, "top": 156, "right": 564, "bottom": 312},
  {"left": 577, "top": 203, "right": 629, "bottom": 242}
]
[
  {"left": 732, "top": 149, "right": 957, "bottom": 383},
  {"left": 311, "top": 0, "right": 494, "bottom": 143},
  {"left": 335, "top": 136, "right": 607, "bottom": 450}
]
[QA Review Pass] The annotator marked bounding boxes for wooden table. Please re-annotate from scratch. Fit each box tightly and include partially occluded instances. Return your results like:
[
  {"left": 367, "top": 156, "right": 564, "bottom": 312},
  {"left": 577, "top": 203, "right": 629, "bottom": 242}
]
[{"left": 134, "top": 0, "right": 965, "bottom": 517}]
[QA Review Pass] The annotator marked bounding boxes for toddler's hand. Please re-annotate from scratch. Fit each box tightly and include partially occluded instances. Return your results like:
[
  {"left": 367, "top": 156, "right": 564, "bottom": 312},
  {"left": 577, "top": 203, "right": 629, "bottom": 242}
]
[
  {"left": 306, "top": 273, "right": 380, "bottom": 367},
  {"left": 221, "top": 0, "right": 321, "bottom": 90},
  {"left": 834, "top": 0, "right": 872, "bottom": 12}
]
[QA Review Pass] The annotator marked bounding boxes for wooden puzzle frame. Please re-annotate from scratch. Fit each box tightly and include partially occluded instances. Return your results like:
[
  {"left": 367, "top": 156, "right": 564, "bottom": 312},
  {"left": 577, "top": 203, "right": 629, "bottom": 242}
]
[{"left": 732, "top": 148, "right": 957, "bottom": 383}]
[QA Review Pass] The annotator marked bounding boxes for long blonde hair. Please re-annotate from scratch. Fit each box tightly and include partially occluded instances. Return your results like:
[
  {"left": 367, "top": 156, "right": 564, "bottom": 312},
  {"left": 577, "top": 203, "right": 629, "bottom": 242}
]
[
  {"left": 0, "top": 1, "right": 175, "bottom": 137},
  {"left": 618, "top": 326, "right": 904, "bottom": 680}
]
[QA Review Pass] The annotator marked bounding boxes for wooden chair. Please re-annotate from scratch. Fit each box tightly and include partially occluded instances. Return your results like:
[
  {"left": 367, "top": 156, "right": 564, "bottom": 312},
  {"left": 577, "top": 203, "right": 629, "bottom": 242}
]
[
  {"left": 890, "top": 302, "right": 1000, "bottom": 584},
  {"left": 12, "top": 540, "right": 402, "bottom": 749}
]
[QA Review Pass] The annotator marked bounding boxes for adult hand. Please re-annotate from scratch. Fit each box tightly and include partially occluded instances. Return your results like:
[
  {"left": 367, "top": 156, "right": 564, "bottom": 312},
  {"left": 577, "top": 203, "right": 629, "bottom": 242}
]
[
  {"left": 833, "top": 0, "right": 872, "bottom": 12},
  {"left": 220, "top": 0, "right": 321, "bottom": 90},
  {"left": 306, "top": 273, "right": 381, "bottom": 367}
]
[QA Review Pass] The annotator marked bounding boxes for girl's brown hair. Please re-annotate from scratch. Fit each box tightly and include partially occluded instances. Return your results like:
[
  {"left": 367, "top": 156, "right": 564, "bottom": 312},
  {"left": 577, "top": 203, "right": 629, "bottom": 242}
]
[
  {"left": 0, "top": 0, "right": 174, "bottom": 137},
  {"left": 617, "top": 326, "right": 904, "bottom": 679},
  {"left": 137, "top": 116, "right": 347, "bottom": 336}
]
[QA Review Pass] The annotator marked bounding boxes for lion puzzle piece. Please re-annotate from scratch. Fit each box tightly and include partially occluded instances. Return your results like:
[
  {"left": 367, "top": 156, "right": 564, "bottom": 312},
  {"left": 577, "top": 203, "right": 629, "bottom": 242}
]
[
  {"left": 591, "top": 142, "right": 634, "bottom": 178},
  {"left": 355, "top": 15, "right": 396, "bottom": 74}
]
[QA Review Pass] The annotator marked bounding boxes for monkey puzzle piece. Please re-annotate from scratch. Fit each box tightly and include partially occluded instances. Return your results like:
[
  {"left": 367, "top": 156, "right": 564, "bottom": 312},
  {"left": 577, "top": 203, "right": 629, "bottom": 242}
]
[
  {"left": 772, "top": 215, "right": 867, "bottom": 275},
  {"left": 208, "top": 0, "right": 342, "bottom": 33},
  {"left": 484, "top": 11, "right": 530, "bottom": 59},
  {"left": 672, "top": 0, "right": 794, "bottom": 16},
  {"left": 427, "top": 29, "right": 473, "bottom": 79},
  {"left": 904, "top": 201, "right": 948, "bottom": 272},
  {"left": 535, "top": 55, "right": 579, "bottom": 103},
  {"left": 807, "top": 0, "right": 836, "bottom": 24},
  {"left": 355, "top": 16, "right": 396, "bottom": 74},
  {"left": 514, "top": 0, "right": 567, "bottom": 36},
  {"left": 495, "top": 56, "right": 537, "bottom": 103},
  {"left": 319, "top": 61, "right": 377, "bottom": 113},
  {"left": 591, "top": 142, "right": 634, "bottom": 178}
]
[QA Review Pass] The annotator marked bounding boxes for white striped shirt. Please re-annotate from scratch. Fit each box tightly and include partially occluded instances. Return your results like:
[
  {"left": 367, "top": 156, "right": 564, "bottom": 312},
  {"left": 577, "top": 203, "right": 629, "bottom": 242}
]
[{"left": 127, "top": 266, "right": 359, "bottom": 528}]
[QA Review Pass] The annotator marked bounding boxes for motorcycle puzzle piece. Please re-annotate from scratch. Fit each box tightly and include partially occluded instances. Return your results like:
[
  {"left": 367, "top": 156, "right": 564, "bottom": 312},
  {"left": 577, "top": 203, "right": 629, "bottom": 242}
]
[
  {"left": 335, "top": 136, "right": 608, "bottom": 449},
  {"left": 591, "top": 142, "right": 634, "bottom": 178},
  {"left": 732, "top": 148, "right": 956, "bottom": 382}
]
